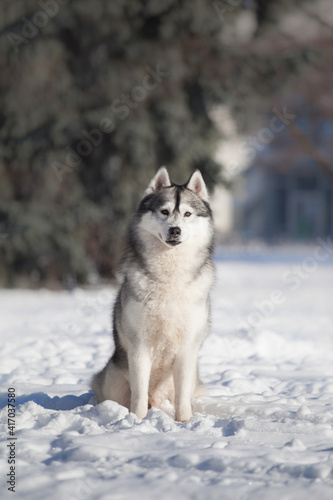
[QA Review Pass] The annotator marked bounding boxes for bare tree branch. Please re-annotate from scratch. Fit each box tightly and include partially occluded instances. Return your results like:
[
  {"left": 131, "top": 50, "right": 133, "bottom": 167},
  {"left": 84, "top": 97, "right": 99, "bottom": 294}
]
[
  {"left": 301, "top": 5, "right": 333, "bottom": 34},
  {"left": 289, "top": 120, "right": 333, "bottom": 181}
]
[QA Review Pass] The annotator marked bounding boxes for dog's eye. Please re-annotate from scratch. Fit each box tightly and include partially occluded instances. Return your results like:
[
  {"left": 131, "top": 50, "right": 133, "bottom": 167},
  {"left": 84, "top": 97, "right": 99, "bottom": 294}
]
[
  {"left": 184, "top": 211, "right": 192, "bottom": 217},
  {"left": 161, "top": 209, "right": 169, "bottom": 216}
]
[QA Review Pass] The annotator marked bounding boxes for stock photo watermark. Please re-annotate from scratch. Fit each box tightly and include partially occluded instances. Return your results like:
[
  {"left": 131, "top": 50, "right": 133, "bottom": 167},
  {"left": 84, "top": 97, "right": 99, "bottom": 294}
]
[
  {"left": 203, "top": 103, "right": 296, "bottom": 185},
  {"left": 5, "top": 388, "right": 17, "bottom": 493},
  {"left": 61, "top": 474, "right": 103, "bottom": 500},
  {"left": 6, "top": 0, "right": 71, "bottom": 54},
  {"left": 239, "top": 236, "right": 333, "bottom": 331},
  {"left": 52, "top": 64, "right": 169, "bottom": 182},
  {"left": 212, "top": 0, "right": 242, "bottom": 23},
  {"left": 224, "top": 105, "right": 296, "bottom": 181}
]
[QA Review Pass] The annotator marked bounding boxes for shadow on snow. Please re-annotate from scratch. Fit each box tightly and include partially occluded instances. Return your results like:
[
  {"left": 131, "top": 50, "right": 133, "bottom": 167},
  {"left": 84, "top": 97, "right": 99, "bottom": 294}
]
[{"left": 0, "top": 391, "right": 93, "bottom": 411}]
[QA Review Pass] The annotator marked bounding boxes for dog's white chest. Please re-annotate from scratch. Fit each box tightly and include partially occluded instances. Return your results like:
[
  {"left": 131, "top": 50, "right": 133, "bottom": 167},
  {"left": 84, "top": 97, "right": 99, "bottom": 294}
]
[{"left": 125, "top": 271, "right": 211, "bottom": 349}]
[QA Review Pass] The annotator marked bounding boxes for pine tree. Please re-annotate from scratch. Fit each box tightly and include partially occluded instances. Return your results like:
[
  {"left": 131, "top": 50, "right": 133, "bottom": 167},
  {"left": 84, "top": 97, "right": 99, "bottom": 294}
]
[{"left": 0, "top": 0, "right": 311, "bottom": 286}]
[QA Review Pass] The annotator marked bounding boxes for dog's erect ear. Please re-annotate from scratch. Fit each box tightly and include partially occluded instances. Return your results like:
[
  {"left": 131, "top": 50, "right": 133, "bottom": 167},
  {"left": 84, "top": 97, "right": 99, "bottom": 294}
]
[
  {"left": 185, "top": 170, "right": 209, "bottom": 202},
  {"left": 144, "top": 166, "right": 171, "bottom": 196}
]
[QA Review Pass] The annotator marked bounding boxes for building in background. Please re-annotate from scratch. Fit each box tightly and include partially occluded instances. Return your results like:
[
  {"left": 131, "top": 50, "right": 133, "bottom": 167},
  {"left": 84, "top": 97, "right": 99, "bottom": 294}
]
[
  {"left": 235, "top": 107, "right": 333, "bottom": 241},
  {"left": 236, "top": 164, "right": 333, "bottom": 241}
]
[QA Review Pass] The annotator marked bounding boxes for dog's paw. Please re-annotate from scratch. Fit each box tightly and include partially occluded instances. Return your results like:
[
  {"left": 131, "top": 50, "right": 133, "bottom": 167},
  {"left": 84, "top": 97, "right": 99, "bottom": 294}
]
[
  {"left": 175, "top": 407, "right": 193, "bottom": 422},
  {"left": 131, "top": 402, "right": 148, "bottom": 419}
]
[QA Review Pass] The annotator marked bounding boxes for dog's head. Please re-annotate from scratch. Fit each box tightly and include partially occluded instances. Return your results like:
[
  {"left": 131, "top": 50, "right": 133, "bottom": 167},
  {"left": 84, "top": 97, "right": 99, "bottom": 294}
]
[{"left": 136, "top": 167, "right": 212, "bottom": 248}]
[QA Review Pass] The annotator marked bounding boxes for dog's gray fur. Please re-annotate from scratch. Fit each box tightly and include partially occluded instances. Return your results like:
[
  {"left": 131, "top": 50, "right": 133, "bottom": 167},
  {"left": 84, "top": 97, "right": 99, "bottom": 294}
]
[{"left": 91, "top": 167, "right": 214, "bottom": 421}]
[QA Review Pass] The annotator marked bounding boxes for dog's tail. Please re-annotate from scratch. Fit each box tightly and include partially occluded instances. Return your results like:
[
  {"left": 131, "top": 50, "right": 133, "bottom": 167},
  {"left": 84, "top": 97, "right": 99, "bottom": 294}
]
[{"left": 90, "top": 369, "right": 105, "bottom": 404}]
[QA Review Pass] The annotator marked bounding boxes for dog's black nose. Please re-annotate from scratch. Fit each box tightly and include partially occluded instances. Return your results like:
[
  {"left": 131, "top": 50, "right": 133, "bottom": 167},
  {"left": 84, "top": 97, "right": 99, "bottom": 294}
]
[{"left": 169, "top": 226, "right": 181, "bottom": 237}]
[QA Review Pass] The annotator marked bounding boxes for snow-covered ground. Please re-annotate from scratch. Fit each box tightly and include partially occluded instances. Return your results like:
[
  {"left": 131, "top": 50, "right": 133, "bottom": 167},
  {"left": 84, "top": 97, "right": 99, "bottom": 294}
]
[{"left": 1, "top": 247, "right": 333, "bottom": 499}]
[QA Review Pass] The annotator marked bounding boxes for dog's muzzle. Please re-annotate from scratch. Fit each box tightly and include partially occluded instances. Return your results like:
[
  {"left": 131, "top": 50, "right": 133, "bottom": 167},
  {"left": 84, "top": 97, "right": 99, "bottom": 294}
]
[{"left": 166, "top": 226, "right": 181, "bottom": 246}]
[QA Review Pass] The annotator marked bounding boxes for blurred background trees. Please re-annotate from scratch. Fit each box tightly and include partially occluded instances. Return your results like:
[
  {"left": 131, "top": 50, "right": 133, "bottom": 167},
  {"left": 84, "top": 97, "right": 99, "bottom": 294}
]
[{"left": 0, "top": 0, "right": 327, "bottom": 287}]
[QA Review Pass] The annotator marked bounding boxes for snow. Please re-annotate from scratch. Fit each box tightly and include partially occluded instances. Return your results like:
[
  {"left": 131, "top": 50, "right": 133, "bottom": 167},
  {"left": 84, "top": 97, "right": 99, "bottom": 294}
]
[{"left": 1, "top": 249, "right": 333, "bottom": 499}]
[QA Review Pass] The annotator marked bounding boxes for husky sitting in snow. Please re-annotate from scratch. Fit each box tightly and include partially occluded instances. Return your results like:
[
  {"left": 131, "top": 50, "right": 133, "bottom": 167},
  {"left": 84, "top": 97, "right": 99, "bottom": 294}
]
[{"left": 92, "top": 167, "right": 215, "bottom": 422}]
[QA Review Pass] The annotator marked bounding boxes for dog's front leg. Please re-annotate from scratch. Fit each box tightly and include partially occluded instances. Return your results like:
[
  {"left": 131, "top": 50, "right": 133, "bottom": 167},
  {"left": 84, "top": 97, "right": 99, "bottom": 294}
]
[
  {"left": 128, "top": 346, "right": 151, "bottom": 419},
  {"left": 173, "top": 348, "right": 198, "bottom": 422}
]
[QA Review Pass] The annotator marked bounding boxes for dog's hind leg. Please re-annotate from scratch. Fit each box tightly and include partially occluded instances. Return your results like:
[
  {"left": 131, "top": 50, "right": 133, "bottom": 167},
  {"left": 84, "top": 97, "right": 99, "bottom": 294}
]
[
  {"left": 148, "top": 372, "right": 175, "bottom": 409},
  {"left": 91, "top": 361, "right": 131, "bottom": 410}
]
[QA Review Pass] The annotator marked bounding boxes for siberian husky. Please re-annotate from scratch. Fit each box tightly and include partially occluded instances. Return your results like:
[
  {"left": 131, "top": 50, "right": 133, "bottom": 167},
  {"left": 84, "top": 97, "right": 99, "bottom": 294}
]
[{"left": 92, "top": 167, "right": 214, "bottom": 422}]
